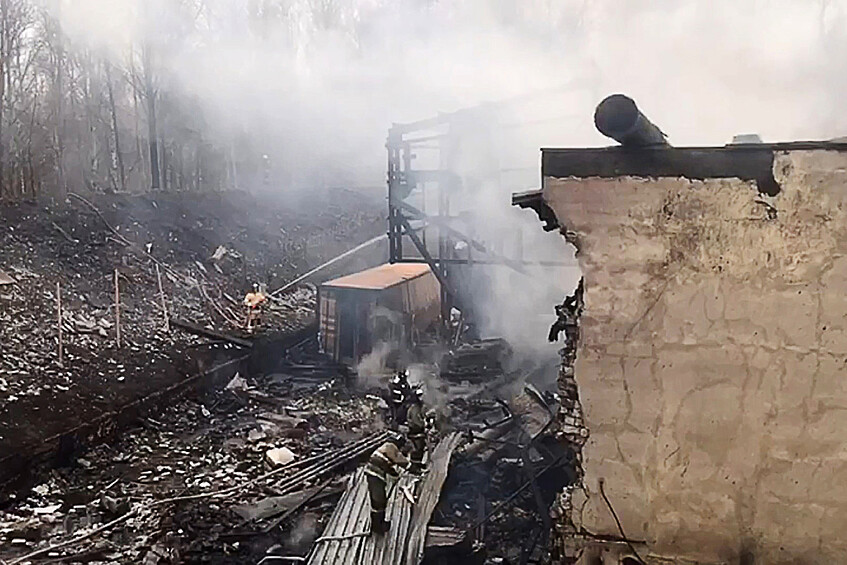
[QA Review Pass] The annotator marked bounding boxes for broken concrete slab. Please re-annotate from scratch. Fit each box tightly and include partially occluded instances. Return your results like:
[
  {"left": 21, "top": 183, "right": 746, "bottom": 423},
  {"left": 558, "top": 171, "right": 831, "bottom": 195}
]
[
  {"left": 225, "top": 374, "right": 249, "bottom": 392},
  {"left": 265, "top": 446, "right": 296, "bottom": 467},
  {"left": 0, "top": 268, "right": 14, "bottom": 285}
]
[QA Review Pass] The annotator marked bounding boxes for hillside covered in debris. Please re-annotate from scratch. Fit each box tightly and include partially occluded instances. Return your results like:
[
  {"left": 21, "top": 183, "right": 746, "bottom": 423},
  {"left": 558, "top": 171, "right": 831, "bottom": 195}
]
[{"left": 0, "top": 188, "right": 384, "bottom": 490}]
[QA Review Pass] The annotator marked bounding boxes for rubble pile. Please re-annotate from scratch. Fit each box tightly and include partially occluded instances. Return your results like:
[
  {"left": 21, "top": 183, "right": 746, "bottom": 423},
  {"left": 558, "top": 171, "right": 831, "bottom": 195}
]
[
  {"left": 429, "top": 387, "right": 576, "bottom": 564},
  {"left": 439, "top": 339, "right": 513, "bottom": 383},
  {"left": 418, "top": 282, "right": 587, "bottom": 564},
  {"left": 0, "top": 341, "right": 385, "bottom": 564},
  {"left": 0, "top": 321, "right": 584, "bottom": 564}
]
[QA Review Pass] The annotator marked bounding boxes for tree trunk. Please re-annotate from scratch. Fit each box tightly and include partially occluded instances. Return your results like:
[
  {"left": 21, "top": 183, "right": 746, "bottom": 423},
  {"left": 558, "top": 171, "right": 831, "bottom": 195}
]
[
  {"left": 159, "top": 134, "right": 168, "bottom": 190},
  {"left": 82, "top": 56, "right": 98, "bottom": 190},
  {"left": 143, "top": 45, "right": 160, "bottom": 191},
  {"left": 53, "top": 0, "right": 65, "bottom": 196},
  {"left": 129, "top": 47, "right": 143, "bottom": 181},
  {"left": 105, "top": 61, "right": 126, "bottom": 192},
  {"left": 27, "top": 94, "right": 36, "bottom": 198},
  {"left": 0, "top": 0, "right": 8, "bottom": 199},
  {"left": 194, "top": 142, "right": 201, "bottom": 191},
  {"left": 229, "top": 144, "right": 238, "bottom": 190}
]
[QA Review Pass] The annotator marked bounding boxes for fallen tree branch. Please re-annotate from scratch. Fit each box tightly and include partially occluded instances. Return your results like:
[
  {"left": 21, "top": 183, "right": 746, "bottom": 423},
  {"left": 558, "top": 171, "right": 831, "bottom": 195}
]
[
  {"left": 67, "top": 193, "right": 133, "bottom": 247},
  {"left": 51, "top": 222, "right": 78, "bottom": 244},
  {"left": 196, "top": 281, "right": 243, "bottom": 329}
]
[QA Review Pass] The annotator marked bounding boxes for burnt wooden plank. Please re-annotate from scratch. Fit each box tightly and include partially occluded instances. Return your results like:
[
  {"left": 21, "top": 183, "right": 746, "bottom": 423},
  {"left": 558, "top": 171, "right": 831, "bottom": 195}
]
[{"left": 404, "top": 432, "right": 463, "bottom": 564}]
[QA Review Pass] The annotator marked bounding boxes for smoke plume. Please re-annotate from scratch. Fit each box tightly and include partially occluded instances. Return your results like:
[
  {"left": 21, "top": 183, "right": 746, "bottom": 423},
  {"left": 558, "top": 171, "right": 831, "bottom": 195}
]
[
  {"left": 51, "top": 0, "right": 847, "bottom": 354},
  {"left": 54, "top": 0, "right": 847, "bottom": 188}
]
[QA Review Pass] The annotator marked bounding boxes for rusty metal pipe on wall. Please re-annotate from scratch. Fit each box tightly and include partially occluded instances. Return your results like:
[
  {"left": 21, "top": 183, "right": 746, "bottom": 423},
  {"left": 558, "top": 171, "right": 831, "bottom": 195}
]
[{"left": 594, "top": 94, "right": 668, "bottom": 147}]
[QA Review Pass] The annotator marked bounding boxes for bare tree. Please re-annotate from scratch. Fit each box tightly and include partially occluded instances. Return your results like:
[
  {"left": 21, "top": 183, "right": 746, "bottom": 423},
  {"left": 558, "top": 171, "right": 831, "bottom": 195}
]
[
  {"left": 141, "top": 43, "right": 160, "bottom": 191},
  {"left": 0, "top": 0, "right": 285, "bottom": 203},
  {"left": 104, "top": 60, "right": 126, "bottom": 192}
]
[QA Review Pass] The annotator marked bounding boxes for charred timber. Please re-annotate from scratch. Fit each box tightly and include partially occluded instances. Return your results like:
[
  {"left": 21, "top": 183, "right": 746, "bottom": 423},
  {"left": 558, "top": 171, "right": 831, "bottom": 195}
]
[
  {"left": 172, "top": 318, "right": 254, "bottom": 348},
  {"left": 594, "top": 94, "right": 667, "bottom": 147}
]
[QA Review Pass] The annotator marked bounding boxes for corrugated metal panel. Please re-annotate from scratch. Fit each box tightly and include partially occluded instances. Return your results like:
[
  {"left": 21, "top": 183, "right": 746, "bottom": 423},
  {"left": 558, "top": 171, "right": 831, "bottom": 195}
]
[
  {"left": 306, "top": 433, "right": 462, "bottom": 565},
  {"left": 404, "top": 433, "right": 464, "bottom": 564},
  {"left": 322, "top": 263, "right": 433, "bottom": 291}
]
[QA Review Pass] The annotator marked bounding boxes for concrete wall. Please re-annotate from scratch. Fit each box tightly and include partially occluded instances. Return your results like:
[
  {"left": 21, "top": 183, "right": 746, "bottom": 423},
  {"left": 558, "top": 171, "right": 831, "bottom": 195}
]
[{"left": 543, "top": 150, "right": 847, "bottom": 563}]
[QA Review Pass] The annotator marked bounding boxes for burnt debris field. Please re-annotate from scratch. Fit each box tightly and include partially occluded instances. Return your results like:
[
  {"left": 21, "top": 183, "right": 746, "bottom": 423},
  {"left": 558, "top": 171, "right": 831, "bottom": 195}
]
[
  {"left": 0, "top": 186, "right": 583, "bottom": 565},
  {"left": 0, "top": 189, "right": 388, "bottom": 561},
  {"left": 0, "top": 3, "right": 599, "bottom": 563},
  {"left": 2, "top": 1, "right": 846, "bottom": 564}
]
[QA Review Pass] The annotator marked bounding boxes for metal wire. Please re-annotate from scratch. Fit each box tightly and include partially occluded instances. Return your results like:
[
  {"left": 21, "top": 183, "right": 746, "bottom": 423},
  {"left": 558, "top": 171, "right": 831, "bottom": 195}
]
[{"left": 598, "top": 479, "right": 647, "bottom": 565}]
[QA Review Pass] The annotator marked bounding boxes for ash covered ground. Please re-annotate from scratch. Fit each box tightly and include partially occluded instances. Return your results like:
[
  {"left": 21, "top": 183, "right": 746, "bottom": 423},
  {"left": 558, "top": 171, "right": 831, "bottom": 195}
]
[{"left": 0, "top": 186, "right": 383, "bottom": 492}]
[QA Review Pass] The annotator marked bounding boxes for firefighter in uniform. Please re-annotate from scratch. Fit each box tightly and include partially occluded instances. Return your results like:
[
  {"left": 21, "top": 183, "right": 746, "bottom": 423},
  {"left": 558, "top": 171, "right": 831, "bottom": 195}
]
[
  {"left": 365, "top": 432, "right": 408, "bottom": 535},
  {"left": 388, "top": 370, "right": 411, "bottom": 429},
  {"left": 405, "top": 385, "right": 427, "bottom": 474},
  {"left": 243, "top": 283, "right": 268, "bottom": 333}
]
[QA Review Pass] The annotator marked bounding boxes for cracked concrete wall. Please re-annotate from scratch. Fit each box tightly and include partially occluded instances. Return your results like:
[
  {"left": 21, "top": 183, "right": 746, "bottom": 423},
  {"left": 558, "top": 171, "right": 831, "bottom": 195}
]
[{"left": 543, "top": 150, "right": 847, "bottom": 564}]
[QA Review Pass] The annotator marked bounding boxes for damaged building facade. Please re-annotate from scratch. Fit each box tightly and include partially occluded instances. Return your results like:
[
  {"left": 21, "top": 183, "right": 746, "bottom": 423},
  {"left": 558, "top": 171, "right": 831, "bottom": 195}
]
[{"left": 518, "top": 137, "right": 847, "bottom": 562}]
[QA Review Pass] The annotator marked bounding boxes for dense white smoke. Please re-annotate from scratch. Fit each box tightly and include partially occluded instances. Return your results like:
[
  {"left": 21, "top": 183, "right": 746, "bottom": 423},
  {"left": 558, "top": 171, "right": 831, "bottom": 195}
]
[
  {"left": 52, "top": 0, "right": 847, "bottom": 353},
  {"left": 355, "top": 341, "right": 393, "bottom": 385},
  {"left": 55, "top": 0, "right": 847, "bottom": 188}
]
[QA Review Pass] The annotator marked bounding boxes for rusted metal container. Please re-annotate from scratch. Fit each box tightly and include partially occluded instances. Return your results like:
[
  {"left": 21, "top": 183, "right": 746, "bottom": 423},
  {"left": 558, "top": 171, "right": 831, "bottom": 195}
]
[{"left": 319, "top": 263, "right": 441, "bottom": 364}]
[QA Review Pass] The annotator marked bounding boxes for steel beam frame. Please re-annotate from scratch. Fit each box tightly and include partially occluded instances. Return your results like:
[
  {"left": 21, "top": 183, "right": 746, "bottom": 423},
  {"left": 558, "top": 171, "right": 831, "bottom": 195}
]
[{"left": 386, "top": 104, "right": 575, "bottom": 328}]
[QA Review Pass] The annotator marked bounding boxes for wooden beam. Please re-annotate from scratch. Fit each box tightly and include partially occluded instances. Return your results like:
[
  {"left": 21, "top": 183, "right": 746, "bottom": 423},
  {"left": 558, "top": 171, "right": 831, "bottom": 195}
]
[{"left": 171, "top": 318, "right": 253, "bottom": 348}]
